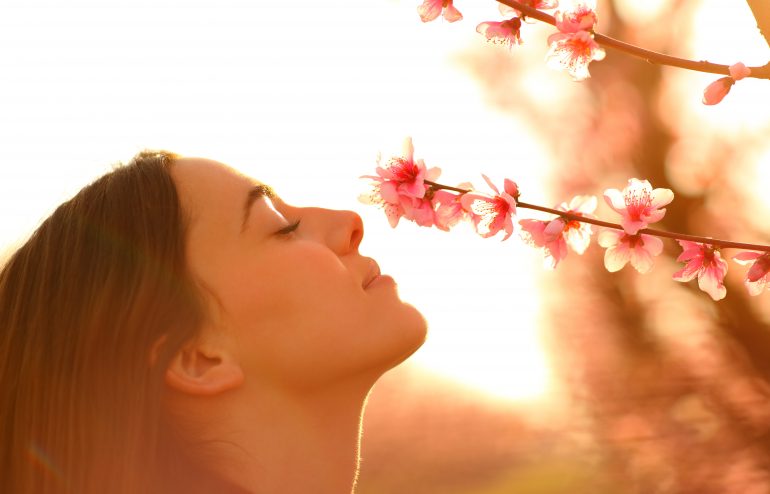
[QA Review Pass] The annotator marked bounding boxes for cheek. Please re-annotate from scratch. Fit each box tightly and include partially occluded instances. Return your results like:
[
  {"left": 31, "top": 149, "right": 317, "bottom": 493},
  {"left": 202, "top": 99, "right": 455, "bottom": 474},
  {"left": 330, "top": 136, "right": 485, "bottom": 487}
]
[{"left": 220, "top": 244, "right": 367, "bottom": 370}]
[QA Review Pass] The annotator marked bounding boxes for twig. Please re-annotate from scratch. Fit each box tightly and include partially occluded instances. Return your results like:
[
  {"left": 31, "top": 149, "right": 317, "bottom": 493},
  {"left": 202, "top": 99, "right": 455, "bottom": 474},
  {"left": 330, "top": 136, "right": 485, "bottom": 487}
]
[
  {"left": 424, "top": 180, "right": 770, "bottom": 252},
  {"left": 496, "top": 0, "right": 770, "bottom": 80}
]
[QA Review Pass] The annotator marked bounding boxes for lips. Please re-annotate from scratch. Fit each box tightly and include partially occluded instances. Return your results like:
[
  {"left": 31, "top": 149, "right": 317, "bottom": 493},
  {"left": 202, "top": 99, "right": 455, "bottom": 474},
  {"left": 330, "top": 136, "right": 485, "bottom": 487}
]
[{"left": 363, "top": 259, "right": 381, "bottom": 288}]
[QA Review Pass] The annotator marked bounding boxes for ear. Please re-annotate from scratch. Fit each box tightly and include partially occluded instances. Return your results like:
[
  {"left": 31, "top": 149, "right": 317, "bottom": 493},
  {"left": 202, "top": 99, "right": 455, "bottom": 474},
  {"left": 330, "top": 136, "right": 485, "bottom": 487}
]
[{"left": 165, "top": 339, "right": 244, "bottom": 396}]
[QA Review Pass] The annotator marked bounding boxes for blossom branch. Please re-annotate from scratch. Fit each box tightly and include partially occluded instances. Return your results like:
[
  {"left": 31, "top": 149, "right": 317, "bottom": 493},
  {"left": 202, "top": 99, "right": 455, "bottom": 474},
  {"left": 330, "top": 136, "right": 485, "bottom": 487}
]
[
  {"left": 425, "top": 179, "right": 770, "bottom": 252},
  {"left": 746, "top": 0, "right": 770, "bottom": 49},
  {"left": 496, "top": 0, "right": 770, "bottom": 80},
  {"left": 364, "top": 138, "right": 770, "bottom": 299}
]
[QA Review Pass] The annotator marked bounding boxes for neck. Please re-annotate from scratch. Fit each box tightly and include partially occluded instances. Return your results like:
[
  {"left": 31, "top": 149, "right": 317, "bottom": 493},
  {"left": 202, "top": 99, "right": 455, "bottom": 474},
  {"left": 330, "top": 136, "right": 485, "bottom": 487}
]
[{"left": 199, "top": 380, "right": 372, "bottom": 494}]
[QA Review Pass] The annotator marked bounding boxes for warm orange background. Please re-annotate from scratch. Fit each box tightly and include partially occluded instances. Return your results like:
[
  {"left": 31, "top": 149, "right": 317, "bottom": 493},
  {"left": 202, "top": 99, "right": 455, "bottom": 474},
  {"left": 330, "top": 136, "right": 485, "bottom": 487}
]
[{"left": 2, "top": 1, "right": 770, "bottom": 492}]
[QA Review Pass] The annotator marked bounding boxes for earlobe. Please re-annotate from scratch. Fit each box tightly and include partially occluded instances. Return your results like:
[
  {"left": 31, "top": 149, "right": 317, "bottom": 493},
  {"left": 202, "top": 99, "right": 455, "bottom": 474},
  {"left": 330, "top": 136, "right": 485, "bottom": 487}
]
[{"left": 165, "top": 343, "right": 244, "bottom": 396}]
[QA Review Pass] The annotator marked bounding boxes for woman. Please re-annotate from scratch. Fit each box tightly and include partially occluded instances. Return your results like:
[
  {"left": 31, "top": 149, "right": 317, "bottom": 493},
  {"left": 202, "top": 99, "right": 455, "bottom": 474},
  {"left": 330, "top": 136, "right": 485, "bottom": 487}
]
[{"left": 0, "top": 151, "right": 427, "bottom": 493}]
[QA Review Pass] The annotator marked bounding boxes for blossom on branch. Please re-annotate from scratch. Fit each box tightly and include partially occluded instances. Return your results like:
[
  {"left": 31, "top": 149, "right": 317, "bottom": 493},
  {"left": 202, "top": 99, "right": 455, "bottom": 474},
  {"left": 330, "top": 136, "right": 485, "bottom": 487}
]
[
  {"left": 460, "top": 175, "right": 518, "bottom": 240},
  {"left": 527, "top": 0, "right": 559, "bottom": 9},
  {"left": 546, "top": 30, "right": 605, "bottom": 81},
  {"left": 733, "top": 251, "right": 770, "bottom": 296},
  {"left": 597, "top": 230, "right": 663, "bottom": 274},
  {"left": 603, "top": 178, "right": 674, "bottom": 235},
  {"left": 519, "top": 219, "right": 568, "bottom": 269},
  {"left": 433, "top": 185, "right": 471, "bottom": 232},
  {"left": 702, "top": 62, "right": 752, "bottom": 105},
  {"left": 519, "top": 195, "right": 596, "bottom": 269},
  {"left": 476, "top": 16, "right": 523, "bottom": 49},
  {"left": 672, "top": 241, "right": 728, "bottom": 301},
  {"left": 359, "top": 137, "right": 440, "bottom": 228},
  {"left": 418, "top": 0, "right": 463, "bottom": 23},
  {"left": 552, "top": 195, "right": 597, "bottom": 254},
  {"left": 553, "top": 0, "right": 597, "bottom": 33}
]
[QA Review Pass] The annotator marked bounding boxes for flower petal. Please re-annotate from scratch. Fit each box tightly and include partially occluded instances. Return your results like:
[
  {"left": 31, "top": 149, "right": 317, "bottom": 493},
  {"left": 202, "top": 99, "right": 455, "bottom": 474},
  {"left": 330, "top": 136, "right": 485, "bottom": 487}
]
[
  {"left": 597, "top": 229, "right": 622, "bottom": 248},
  {"left": 649, "top": 188, "right": 674, "bottom": 209},
  {"left": 604, "top": 244, "right": 629, "bottom": 272},
  {"left": 603, "top": 188, "right": 626, "bottom": 213}
]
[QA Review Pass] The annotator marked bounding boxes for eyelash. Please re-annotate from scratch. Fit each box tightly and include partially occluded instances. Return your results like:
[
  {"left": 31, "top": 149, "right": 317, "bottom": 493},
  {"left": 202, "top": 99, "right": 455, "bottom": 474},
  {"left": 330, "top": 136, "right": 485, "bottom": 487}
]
[{"left": 276, "top": 219, "right": 301, "bottom": 235}]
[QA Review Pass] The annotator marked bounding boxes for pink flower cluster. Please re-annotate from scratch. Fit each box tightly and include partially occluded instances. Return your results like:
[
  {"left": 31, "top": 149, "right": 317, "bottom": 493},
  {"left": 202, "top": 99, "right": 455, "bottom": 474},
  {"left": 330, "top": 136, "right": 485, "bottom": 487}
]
[
  {"left": 418, "top": 0, "right": 463, "bottom": 23},
  {"left": 362, "top": 138, "right": 770, "bottom": 301},
  {"left": 416, "top": 0, "right": 756, "bottom": 105},
  {"left": 471, "top": 0, "right": 604, "bottom": 80},
  {"left": 546, "top": 0, "right": 604, "bottom": 80}
]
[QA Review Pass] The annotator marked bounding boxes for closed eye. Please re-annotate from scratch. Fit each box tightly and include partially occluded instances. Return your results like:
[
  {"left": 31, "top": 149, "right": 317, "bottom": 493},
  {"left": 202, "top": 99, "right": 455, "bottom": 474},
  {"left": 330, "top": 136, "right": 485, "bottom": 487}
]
[{"left": 276, "top": 219, "right": 301, "bottom": 235}]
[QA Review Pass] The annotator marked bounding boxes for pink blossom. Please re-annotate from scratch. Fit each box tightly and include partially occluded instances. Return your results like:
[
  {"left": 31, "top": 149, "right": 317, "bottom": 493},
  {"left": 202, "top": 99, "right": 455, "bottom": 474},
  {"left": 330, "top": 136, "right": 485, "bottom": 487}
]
[
  {"left": 528, "top": 0, "right": 559, "bottom": 9},
  {"left": 597, "top": 230, "right": 663, "bottom": 274},
  {"left": 672, "top": 241, "right": 728, "bottom": 301},
  {"left": 359, "top": 185, "right": 407, "bottom": 228},
  {"left": 519, "top": 219, "right": 568, "bottom": 269},
  {"left": 433, "top": 185, "right": 470, "bottom": 232},
  {"left": 375, "top": 137, "right": 440, "bottom": 200},
  {"left": 476, "top": 16, "right": 522, "bottom": 49},
  {"left": 733, "top": 251, "right": 770, "bottom": 296},
  {"left": 553, "top": 195, "right": 597, "bottom": 254},
  {"left": 553, "top": 0, "right": 597, "bottom": 33},
  {"left": 518, "top": 195, "right": 595, "bottom": 268},
  {"left": 546, "top": 30, "right": 605, "bottom": 81},
  {"left": 603, "top": 178, "right": 674, "bottom": 235},
  {"left": 360, "top": 137, "right": 440, "bottom": 228},
  {"left": 499, "top": 1, "right": 558, "bottom": 21},
  {"left": 702, "top": 77, "right": 735, "bottom": 106},
  {"left": 460, "top": 174, "right": 518, "bottom": 240},
  {"left": 418, "top": 0, "right": 463, "bottom": 23},
  {"left": 402, "top": 196, "right": 436, "bottom": 228},
  {"left": 702, "top": 63, "right": 751, "bottom": 106}
]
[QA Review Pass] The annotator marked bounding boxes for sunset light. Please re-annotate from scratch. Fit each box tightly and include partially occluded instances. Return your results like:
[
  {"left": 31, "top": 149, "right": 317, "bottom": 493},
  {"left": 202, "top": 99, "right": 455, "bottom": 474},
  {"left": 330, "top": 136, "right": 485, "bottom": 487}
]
[{"left": 3, "top": 0, "right": 770, "bottom": 492}]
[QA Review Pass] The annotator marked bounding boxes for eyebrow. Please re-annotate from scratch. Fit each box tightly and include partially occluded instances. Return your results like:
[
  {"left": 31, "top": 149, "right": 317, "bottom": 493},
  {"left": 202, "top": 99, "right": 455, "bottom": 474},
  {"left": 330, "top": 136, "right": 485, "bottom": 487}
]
[{"left": 242, "top": 184, "right": 275, "bottom": 231}]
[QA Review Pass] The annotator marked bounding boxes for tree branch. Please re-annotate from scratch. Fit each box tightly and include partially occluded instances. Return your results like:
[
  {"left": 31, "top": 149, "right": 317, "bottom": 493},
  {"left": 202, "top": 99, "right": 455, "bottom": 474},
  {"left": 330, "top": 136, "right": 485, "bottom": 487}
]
[
  {"left": 496, "top": 0, "right": 770, "bottom": 80},
  {"left": 424, "top": 180, "right": 770, "bottom": 252},
  {"left": 746, "top": 0, "right": 770, "bottom": 49}
]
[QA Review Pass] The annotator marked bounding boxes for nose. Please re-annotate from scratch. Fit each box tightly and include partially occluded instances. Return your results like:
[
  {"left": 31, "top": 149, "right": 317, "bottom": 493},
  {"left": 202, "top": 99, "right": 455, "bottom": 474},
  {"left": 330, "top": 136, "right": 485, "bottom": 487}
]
[{"left": 318, "top": 209, "right": 364, "bottom": 255}]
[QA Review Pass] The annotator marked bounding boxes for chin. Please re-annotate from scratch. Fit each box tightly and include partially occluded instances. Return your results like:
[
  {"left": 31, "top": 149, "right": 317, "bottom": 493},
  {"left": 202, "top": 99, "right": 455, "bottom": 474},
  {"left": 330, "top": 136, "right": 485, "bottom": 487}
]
[{"left": 383, "top": 302, "right": 428, "bottom": 371}]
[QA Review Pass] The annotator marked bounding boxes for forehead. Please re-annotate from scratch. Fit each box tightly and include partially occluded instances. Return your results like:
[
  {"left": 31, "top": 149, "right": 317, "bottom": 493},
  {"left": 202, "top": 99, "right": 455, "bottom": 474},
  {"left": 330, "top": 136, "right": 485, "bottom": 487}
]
[{"left": 169, "top": 157, "right": 257, "bottom": 216}]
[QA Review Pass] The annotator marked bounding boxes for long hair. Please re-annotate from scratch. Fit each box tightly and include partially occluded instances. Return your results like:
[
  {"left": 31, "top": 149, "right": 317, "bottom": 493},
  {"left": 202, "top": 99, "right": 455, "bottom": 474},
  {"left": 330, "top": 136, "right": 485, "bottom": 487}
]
[{"left": 0, "top": 152, "right": 243, "bottom": 493}]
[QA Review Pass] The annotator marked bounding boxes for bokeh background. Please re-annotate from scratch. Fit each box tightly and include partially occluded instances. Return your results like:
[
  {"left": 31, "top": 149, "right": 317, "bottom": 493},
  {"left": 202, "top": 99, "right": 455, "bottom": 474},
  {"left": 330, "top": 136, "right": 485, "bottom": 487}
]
[{"left": 2, "top": 0, "right": 770, "bottom": 492}]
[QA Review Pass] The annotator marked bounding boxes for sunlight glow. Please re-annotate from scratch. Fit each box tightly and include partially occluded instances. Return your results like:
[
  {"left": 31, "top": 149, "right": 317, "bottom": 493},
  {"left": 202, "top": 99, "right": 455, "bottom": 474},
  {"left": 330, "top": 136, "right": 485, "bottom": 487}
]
[{"left": 0, "top": 0, "right": 551, "bottom": 401}]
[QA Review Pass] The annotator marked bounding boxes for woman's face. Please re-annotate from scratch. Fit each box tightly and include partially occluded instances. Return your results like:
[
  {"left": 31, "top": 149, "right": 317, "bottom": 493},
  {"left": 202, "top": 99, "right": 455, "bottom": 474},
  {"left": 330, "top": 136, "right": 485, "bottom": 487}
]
[{"left": 170, "top": 158, "right": 426, "bottom": 390}]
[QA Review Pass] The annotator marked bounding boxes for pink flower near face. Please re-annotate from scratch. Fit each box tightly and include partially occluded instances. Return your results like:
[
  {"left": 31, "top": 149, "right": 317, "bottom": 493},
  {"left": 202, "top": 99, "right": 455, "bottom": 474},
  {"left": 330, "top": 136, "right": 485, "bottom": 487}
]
[
  {"left": 672, "top": 241, "right": 729, "bottom": 301},
  {"left": 733, "top": 251, "right": 770, "bottom": 296},
  {"left": 433, "top": 187, "right": 469, "bottom": 232},
  {"left": 476, "top": 16, "right": 523, "bottom": 49},
  {"left": 359, "top": 183, "right": 407, "bottom": 228},
  {"left": 402, "top": 196, "right": 436, "bottom": 228},
  {"left": 418, "top": 0, "right": 463, "bottom": 23},
  {"left": 597, "top": 229, "right": 663, "bottom": 274},
  {"left": 460, "top": 174, "right": 518, "bottom": 240},
  {"left": 360, "top": 137, "right": 440, "bottom": 228},
  {"left": 519, "top": 218, "right": 568, "bottom": 269},
  {"left": 554, "top": 0, "right": 597, "bottom": 33},
  {"left": 603, "top": 178, "right": 674, "bottom": 235},
  {"left": 546, "top": 30, "right": 605, "bottom": 81},
  {"left": 375, "top": 137, "right": 440, "bottom": 200}
]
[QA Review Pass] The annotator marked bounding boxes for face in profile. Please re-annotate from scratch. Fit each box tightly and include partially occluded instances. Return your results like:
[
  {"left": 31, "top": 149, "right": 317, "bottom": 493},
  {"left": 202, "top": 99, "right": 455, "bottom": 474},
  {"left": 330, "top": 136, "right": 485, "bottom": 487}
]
[{"left": 169, "top": 158, "right": 427, "bottom": 392}]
